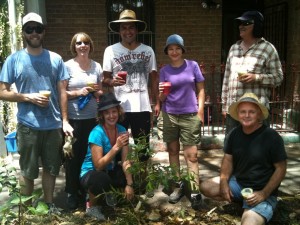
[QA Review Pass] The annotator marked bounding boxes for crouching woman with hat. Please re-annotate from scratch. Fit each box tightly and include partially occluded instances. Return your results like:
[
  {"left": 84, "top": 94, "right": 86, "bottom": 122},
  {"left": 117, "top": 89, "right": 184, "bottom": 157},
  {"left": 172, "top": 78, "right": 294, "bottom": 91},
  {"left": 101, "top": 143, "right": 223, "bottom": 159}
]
[
  {"left": 80, "top": 92, "right": 134, "bottom": 221},
  {"left": 200, "top": 93, "right": 287, "bottom": 225}
]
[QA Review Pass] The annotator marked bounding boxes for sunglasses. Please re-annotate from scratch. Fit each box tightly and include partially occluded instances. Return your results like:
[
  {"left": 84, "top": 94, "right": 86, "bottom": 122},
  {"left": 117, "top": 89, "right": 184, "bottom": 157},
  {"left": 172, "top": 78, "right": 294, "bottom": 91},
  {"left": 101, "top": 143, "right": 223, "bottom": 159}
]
[
  {"left": 76, "top": 41, "right": 90, "bottom": 46},
  {"left": 24, "top": 26, "right": 45, "bottom": 34},
  {"left": 240, "top": 21, "right": 254, "bottom": 26}
]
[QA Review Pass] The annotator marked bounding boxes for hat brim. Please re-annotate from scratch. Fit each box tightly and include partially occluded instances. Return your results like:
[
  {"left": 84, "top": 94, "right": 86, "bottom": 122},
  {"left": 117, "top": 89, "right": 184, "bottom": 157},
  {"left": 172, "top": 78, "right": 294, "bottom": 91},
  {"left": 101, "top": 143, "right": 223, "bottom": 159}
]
[
  {"left": 22, "top": 21, "right": 44, "bottom": 28},
  {"left": 108, "top": 20, "right": 147, "bottom": 33},
  {"left": 235, "top": 16, "right": 252, "bottom": 21},
  {"left": 228, "top": 98, "right": 269, "bottom": 121},
  {"left": 98, "top": 102, "right": 121, "bottom": 111},
  {"left": 164, "top": 44, "right": 186, "bottom": 55}
]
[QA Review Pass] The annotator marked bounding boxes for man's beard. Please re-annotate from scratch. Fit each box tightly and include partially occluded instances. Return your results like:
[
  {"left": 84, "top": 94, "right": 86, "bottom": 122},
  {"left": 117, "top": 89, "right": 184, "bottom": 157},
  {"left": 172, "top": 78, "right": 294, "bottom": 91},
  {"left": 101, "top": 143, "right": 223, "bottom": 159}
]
[{"left": 25, "top": 36, "right": 43, "bottom": 48}]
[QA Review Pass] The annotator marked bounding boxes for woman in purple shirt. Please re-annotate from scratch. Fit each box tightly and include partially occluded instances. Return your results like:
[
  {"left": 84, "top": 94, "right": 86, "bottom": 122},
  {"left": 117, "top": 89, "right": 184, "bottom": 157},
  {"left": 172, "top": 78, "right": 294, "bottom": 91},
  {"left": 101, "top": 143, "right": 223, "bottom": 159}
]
[{"left": 159, "top": 34, "right": 205, "bottom": 210}]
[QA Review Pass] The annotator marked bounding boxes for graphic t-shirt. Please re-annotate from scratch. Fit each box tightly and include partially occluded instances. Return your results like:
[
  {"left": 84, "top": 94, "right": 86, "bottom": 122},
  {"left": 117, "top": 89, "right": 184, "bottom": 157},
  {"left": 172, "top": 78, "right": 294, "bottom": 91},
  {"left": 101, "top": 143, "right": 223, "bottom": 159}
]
[{"left": 103, "top": 43, "right": 157, "bottom": 112}]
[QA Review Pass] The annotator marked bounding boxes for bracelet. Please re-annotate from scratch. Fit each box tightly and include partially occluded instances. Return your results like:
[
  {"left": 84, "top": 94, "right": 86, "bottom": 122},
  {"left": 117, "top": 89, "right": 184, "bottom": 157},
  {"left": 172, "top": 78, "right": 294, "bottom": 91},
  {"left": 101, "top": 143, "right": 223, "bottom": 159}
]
[{"left": 127, "top": 183, "right": 133, "bottom": 187}]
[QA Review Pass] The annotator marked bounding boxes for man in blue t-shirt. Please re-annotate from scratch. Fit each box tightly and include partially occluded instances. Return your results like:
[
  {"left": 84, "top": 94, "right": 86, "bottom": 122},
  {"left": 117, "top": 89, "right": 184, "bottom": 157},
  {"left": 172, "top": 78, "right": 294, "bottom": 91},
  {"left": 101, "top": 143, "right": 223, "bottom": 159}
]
[
  {"left": 200, "top": 93, "right": 287, "bottom": 225},
  {"left": 0, "top": 12, "right": 73, "bottom": 214}
]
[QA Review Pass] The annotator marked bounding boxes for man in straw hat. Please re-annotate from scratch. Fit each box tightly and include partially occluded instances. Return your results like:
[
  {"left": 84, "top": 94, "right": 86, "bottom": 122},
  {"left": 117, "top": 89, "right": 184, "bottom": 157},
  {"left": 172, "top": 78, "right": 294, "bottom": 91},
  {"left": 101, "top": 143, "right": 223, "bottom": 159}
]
[
  {"left": 200, "top": 93, "right": 287, "bottom": 224},
  {"left": 103, "top": 9, "right": 160, "bottom": 163}
]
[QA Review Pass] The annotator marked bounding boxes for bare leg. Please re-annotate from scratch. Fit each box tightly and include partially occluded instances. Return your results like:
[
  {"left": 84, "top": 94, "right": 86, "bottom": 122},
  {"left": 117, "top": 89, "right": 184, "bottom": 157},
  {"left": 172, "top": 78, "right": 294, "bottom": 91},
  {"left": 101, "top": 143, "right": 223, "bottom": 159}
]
[
  {"left": 19, "top": 175, "right": 34, "bottom": 205},
  {"left": 200, "top": 176, "right": 224, "bottom": 201},
  {"left": 167, "top": 140, "right": 181, "bottom": 177},
  {"left": 183, "top": 145, "right": 199, "bottom": 192},
  {"left": 241, "top": 209, "right": 265, "bottom": 225},
  {"left": 42, "top": 170, "right": 56, "bottom": 203},
  {"left": 88, "top": 191, "right": 97, "bottom": 207}
]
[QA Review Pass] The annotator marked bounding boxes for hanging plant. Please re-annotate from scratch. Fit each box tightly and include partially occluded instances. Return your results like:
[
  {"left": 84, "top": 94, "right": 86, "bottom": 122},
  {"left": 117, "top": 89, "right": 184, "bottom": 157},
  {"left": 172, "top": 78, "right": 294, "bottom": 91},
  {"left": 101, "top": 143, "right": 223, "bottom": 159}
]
[
  {"left": 0, "top": 1, "right": 10, "bottom": 67},
  {"left": 0, "top": 0, "right": 24, "bottom": 134}
]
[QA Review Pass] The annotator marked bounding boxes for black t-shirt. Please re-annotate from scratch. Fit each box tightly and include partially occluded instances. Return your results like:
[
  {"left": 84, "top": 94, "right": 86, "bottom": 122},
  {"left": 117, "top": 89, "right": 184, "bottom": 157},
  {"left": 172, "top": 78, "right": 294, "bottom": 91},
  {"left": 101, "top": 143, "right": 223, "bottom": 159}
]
[{"left": 224, "top": 125, "right": 287, "bottom": 194}]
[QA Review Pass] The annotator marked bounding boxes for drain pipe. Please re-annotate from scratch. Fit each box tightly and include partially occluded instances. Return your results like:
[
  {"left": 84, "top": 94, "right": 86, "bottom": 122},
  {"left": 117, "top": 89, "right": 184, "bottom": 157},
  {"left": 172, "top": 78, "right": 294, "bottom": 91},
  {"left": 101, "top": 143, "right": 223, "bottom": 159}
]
[{"left": 7, "top": 0, "right": 17, "bottom": 53}]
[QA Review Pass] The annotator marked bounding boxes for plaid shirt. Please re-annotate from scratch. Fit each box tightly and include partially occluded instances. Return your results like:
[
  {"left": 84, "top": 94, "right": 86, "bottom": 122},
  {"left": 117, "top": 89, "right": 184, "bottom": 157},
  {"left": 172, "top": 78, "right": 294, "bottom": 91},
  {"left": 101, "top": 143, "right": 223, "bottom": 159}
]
[{"left": 221, "top": 38, "right": 283, "bottom": 112}]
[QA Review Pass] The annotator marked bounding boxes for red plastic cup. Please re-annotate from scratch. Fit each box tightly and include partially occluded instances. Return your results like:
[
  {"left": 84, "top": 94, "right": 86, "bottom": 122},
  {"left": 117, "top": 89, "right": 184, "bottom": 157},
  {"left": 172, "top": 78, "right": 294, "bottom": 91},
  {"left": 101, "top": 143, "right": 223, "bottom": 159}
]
[
  {"left": 162, "top": 82, "right": 171, "bottom": 95},
  {"left": 118, "top": 71, "right": 127, "bottom": 82}
]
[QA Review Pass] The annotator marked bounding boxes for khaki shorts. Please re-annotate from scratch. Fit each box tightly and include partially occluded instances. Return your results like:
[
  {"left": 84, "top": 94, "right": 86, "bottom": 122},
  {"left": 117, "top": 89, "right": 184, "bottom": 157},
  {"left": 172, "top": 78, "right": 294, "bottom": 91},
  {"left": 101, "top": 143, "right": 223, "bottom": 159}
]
[
  {"left": 162, "top": 112, "right": 201, "bottom": 145},
  {"left": 17, "top": 123, "right": 63, "bottom": 180}
]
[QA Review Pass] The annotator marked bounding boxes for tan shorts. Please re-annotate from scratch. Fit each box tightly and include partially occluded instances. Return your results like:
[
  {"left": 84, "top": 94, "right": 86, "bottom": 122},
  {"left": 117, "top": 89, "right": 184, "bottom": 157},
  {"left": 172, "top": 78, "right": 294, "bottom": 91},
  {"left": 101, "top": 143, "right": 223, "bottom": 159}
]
[
  {"left": 162, "top": 112, "right": 201, "bottom": 145},
  {"left": 17, "top": 123, "right": 63, "bottom": 180}
]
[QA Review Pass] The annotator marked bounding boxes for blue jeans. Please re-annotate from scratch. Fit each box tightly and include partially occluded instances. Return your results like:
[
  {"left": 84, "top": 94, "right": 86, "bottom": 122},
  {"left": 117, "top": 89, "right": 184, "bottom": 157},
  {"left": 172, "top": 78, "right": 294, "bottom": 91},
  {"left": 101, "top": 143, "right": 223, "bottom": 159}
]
[{"left": 229, "top": 176, "right": 277, "bottom": 222}]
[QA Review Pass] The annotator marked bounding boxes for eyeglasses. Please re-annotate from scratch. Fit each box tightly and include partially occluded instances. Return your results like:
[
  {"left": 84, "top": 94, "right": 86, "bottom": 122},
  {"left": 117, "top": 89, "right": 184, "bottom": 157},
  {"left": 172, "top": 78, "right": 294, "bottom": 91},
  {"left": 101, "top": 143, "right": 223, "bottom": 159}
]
[
  {"left": 76, "top": 41, "right": 90, "bottom": 46},
  {"left": 240, "top": 21, "right": 254, "bottom": 26},
  {"left": 24, "top": 26, "right": 45, "bottom": 34}
]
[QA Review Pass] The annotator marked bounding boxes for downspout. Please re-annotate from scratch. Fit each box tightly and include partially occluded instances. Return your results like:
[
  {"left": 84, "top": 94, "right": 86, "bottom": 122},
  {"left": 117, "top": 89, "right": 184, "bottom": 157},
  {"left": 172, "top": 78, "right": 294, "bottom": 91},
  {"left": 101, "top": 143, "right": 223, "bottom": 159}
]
[{"left": 7, "top": 0, "right": 17, "bottom": 53}]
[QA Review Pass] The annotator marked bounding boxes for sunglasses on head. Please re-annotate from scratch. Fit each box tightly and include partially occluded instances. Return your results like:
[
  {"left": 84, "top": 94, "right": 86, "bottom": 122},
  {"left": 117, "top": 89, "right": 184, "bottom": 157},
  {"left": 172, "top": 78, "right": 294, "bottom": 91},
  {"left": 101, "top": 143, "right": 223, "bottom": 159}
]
[
  {"left": 24, "top": 26, "right": 45, "bottom": 34},
  {"left": 76, "top": 41, "right": 90, "bottom": 46},
  {"left": 240, "top": 20, "right": 254, "bottom": 26}
]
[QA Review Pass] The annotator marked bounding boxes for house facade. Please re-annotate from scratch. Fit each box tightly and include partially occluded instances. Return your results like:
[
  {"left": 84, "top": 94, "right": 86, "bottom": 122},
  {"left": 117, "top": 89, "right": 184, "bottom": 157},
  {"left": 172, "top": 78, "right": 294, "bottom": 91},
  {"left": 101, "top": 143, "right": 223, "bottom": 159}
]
[
  {"left": 37, "top": 0, "right": 299, "bottom": 65},
  {"left": 20, "top": 0, "right": 300, "bottom": 133},
  {"left": 36, "top": 0, "right": 299, "bottom": 95}
]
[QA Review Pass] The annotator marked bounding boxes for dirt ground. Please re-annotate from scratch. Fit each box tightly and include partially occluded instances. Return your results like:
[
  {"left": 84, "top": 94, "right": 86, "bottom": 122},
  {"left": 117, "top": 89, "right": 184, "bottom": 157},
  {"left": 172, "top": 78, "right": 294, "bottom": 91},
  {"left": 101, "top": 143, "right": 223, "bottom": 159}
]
[{"left": 2, "top": 141, "right": 300, "bottom": 225}]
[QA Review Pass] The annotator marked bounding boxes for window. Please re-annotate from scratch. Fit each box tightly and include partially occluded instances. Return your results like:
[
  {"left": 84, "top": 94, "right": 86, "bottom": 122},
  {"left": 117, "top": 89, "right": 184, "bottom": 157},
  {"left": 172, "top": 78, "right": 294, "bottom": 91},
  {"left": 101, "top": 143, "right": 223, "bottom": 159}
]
[
  {"left": 106, "top": 0, "right": 155, "bottom": 50},
  {"left": 264, "top": 3, "right": 287, "bottom": 62}
]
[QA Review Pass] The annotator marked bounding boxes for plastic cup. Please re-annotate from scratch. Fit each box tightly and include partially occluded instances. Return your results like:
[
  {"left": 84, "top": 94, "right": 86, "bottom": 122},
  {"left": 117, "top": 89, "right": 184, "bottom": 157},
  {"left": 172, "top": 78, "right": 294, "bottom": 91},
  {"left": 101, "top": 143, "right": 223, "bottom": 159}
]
[
  {"left": 87, "top": 81, "right": 95, "bottom": 87},
  {"left": 162, "top": 82, "right": 171, "bottom": 95},
  {"left": 118, "top": 131, "right": 128, "bottom": 136},
  {"left": 86, "top": 81, "right": 95, "bottom": 91},
  {"left": 237, "top": 70, "right": 247, "bottom": 80},
  {"left": 39, "top": 90, "right": 51, "bottom": 98},
  {"left": 118, "top": 71, "right": 127, "bottom": 82},
  {"left": 241, "top": 188, "right": 253, "bottom": 199}
]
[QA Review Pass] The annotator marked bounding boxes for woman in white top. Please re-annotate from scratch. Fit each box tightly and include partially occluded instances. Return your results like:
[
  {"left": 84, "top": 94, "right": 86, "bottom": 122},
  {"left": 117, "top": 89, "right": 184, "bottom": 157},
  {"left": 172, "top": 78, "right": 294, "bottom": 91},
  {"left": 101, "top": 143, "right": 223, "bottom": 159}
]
[{"left": 64, "top": 32, "right": 103, "bottom": 210}]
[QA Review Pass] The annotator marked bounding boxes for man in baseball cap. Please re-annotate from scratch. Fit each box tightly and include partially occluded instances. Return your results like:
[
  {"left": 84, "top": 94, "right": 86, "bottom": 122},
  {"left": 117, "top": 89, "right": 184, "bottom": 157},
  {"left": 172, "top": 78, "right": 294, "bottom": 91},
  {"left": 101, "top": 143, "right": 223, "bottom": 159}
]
[
  {"left": 221, "top": 10, "right": 283, "bottom": 135},
  {"left": 22, "top": 12, "right": 43, "bottom": 27},
  {"left": 235, "top": 11, "right": 264, "bottom": 38},
  {"left": 0, "top": 11, "right": 73, "bottom": 215}
]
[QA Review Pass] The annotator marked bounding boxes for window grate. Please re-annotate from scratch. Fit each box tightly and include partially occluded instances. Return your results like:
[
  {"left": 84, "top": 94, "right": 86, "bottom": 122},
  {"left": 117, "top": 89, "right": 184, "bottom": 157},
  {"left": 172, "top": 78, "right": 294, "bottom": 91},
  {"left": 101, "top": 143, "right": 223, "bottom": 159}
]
[
  {"left": 106, "top": 0, "right": 155, "bottom": 49},
  {"left": 264, "top": 3, "right": 288, "bottom": 62}
]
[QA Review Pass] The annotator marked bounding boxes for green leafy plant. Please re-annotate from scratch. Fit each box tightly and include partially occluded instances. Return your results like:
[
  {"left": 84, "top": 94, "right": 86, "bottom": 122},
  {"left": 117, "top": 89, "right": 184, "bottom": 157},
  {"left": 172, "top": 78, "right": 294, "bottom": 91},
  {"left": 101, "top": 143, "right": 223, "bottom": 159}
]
[
  {"left": 0, "top": 157, "right": 48, "bottom": 225},
  {"left": 107, "top": 135, "right": 196, "bottom": 224},
  {"left": 0, "top": 0, "right": 24, "bottom": 134}
]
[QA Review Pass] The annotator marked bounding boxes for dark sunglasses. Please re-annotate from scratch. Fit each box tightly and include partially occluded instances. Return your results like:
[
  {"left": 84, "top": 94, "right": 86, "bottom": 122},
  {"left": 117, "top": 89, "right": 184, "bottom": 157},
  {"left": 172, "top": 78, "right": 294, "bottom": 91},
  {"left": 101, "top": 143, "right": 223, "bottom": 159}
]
[
  {"left": 24, "top": 26, "right": 45, "bottom": 34},
  {"left": 240, "top": 21, "right": 254, "bottom": 26},
  {"left": 76, "top": 41, "right": 90, "bottom": 46}
]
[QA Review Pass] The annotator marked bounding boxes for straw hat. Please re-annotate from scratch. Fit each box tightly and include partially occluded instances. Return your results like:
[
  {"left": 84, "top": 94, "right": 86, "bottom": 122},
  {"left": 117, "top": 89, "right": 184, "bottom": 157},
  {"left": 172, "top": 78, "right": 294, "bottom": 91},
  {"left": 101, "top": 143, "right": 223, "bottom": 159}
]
[
  {"left": 228, "top": 93, "right": 269, "bottom": 121},
  {"left": 98, "top": 93, "right": 121, "bottom": 111},
  {"left": 108, "top": 9, "right": 147, "bottom": 33}
]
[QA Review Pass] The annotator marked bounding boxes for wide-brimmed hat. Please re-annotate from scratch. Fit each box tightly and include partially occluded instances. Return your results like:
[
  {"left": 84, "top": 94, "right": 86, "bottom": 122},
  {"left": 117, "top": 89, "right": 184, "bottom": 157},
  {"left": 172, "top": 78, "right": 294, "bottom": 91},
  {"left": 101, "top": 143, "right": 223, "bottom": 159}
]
[
  {"left": 98, "top": 93, "right": 121, "bottom": 111},
  {"left": 164, "top": 34, "right": 186, "bottom": 54},
  {"left": 22, "top": 12, "right": 43, "bottom": 27},
  {"left": 228, "top": 93, "right": 269, "bottom": 121},
  {"left": 108, "top": 9, "right": 147, "bottom": 33}
]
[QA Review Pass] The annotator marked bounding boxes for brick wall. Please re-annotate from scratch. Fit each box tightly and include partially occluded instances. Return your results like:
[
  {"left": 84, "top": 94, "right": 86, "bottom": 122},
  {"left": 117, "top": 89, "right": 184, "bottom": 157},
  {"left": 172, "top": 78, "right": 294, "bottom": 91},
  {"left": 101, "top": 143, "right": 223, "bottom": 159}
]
[
  {"left": 43, "top": 0, "right": 222, "bottom": 67},
  {"left": 43, "top": 0, "right": 298, "bottom": 93},
  {"left": 43, "top": 0, "right": 299, "bottom": 66},
  {"left": 44, "top": 0, "right": 107, "bottom": 63},
  {"left": 155, "top": 0, "right": 222, "bottom": 66}
]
